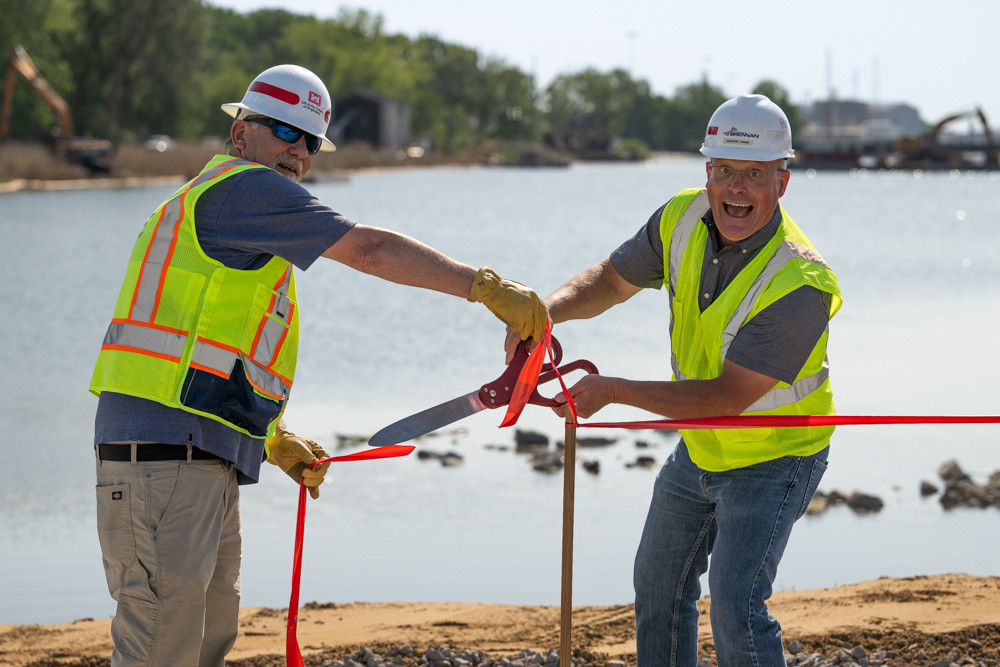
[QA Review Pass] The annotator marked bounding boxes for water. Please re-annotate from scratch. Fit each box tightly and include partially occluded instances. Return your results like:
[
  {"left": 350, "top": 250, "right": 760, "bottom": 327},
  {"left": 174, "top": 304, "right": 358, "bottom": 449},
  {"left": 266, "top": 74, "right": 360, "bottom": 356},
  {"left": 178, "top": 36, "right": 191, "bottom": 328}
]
[{"left": 2, "top": 158, "right": 999, "bottom": 625}]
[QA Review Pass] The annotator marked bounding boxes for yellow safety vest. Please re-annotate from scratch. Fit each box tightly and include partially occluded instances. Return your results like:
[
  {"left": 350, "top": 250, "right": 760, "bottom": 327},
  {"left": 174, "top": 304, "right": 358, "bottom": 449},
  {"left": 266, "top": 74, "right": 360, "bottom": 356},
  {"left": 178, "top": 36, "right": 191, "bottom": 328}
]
[
  {"left": 660, "top": 188, "right": 842, "bottom": 471},
  {"left": 90, "top": 155, "right": 299, "bottom": 438}
]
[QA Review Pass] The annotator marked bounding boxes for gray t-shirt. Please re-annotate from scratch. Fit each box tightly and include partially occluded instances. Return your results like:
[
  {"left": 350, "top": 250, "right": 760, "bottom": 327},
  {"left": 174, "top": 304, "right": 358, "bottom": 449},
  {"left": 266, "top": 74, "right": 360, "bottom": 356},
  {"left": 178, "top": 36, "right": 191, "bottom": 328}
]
[
  {"left": 94, "top": 166, "right": 356, "bottom": 483},
  {"left": 609, "top": 199, "right": 831, "bottom": 385}
]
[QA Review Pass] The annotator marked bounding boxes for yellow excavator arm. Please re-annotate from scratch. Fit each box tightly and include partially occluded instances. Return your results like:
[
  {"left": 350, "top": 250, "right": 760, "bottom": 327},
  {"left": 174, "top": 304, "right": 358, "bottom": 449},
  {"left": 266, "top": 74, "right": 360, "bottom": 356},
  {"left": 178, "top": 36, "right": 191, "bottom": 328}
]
[
  {"left": 1, "top": 45, "right": 112, "bottom": 173},
  {"left": 1, "top": 45, "right": 76, "bottom": 143}
]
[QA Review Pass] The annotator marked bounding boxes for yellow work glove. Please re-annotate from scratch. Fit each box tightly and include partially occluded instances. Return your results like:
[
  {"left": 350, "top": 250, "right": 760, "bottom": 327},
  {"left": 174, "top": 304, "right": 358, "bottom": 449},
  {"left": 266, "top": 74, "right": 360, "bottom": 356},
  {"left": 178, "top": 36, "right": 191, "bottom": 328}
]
[
  {"left": 265, "top": 424, "right": 331, "bottom": 499},
  {"left": 468, "top": 266, "right": 549, "bottom": 342}
]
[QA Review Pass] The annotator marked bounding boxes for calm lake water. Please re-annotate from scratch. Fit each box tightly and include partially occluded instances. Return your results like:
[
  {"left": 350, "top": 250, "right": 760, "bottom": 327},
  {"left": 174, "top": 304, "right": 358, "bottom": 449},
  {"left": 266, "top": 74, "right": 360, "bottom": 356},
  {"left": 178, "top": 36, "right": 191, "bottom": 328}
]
[{"left": 2, "top": 156, "right": 999, "bottom": 625}]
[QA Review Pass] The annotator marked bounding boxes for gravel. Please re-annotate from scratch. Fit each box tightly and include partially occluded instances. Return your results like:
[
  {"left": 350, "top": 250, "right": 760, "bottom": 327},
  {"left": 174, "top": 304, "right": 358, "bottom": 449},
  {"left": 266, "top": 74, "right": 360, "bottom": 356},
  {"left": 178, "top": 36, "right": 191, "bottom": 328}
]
[{"left": 294, "top": 639, "right": 1000, "bottom": 667}]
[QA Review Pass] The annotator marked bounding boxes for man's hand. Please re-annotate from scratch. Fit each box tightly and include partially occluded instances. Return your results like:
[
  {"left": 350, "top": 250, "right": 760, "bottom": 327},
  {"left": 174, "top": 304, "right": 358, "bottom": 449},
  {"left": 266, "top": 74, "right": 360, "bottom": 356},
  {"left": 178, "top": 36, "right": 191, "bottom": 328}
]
[
  {"left": 266, "top": 423, "right": 331, "bottom": 499},
  {"left": 469, "top": 266, "right": 548, "bottom": 343},
  {"left": 552, "top": 374, "right": 616, "bottom": 420}
]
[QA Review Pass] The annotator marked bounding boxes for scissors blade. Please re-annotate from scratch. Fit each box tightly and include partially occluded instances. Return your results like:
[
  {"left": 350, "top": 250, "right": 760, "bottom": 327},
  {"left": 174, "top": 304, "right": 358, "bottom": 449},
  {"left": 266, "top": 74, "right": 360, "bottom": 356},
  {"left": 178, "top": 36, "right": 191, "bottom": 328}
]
[{"left": 368, "top": 390, "right": 488, "bottom": 447}]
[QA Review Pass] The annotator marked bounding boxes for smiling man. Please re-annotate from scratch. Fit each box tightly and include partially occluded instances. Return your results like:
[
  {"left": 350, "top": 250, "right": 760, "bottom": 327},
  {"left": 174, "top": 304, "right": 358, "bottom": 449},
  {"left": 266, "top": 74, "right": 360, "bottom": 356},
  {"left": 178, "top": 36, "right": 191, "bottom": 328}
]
[
  {"left": 89, "top": 64, "right": 547, "bottom": 666},
  {"left": 538, "top": 94, "right": 842, "bottom": 666}
]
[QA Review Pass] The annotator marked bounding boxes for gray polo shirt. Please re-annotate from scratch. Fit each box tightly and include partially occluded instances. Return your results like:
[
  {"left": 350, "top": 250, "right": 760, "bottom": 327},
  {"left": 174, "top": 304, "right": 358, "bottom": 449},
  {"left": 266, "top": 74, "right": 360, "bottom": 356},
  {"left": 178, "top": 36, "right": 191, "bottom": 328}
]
[
  {"left": 94, "top": 165, "right": 356, "bottom": 483},
  {"left": 610, "top": 198, "right": 831, "bottom": 384}
]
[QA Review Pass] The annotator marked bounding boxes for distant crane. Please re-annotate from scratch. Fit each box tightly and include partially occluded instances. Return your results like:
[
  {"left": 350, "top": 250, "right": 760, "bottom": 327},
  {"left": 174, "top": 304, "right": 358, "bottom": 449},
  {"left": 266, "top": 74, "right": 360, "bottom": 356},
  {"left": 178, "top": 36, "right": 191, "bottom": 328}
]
[
  {"left": 893, "top": 107, "right": 997, "bottom": 169},
  {"left": 1, "top": 44, "right": 112, "bottom": 174}
]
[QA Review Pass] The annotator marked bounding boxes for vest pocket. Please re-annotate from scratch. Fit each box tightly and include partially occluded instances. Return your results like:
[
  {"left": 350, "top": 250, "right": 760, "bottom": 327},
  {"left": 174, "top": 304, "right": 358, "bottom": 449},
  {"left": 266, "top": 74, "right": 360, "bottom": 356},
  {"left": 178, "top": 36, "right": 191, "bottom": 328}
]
[
  {"left": 242, "top": 284, "right": 295, "bottom": 373},
  {"left": 716, "top": 427, "right": 778, "bottom": 469},
  {"left": 179, "top": 357, "right": 282, "bottom": 437}
]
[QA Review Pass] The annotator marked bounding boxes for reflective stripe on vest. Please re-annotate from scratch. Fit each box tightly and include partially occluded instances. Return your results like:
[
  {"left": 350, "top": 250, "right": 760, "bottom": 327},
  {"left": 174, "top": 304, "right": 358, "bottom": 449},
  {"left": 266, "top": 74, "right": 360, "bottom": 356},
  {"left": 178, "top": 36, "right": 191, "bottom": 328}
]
[
  {"left": 658, "top": 189, "right": 841, "bottom": 470},
  {"left": 131, "top": 159, "right": 244, "bottom": 323},
  {"left": 666, "top": 190, "right": 709, "bottom": 301},
  {"left": 250, "top": 267, "right": 295, "bottom": 369},
  {"left": 102, "top": 320, "right": 186, "bottom": 361},
  {"left": 726, "top": 240, "right": 831, "bottom": 412},
  {"left": 92, "top": 156, "right": 299, "bottom": 438},
  {"left": 665, "top": 192, "right": 830, "bottom": 413},
  {"left": 108, "top": 157, "right": 293, "bottom": 396},
  {"left": 665, "top": 190, "right": 710, "bottom": 381}
]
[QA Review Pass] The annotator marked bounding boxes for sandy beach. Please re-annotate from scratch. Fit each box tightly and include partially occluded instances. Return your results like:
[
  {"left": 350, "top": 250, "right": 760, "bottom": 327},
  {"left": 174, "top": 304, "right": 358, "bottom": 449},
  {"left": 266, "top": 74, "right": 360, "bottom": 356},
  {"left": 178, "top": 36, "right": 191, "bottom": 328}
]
[{"left": 2, "top": 573, "right": 997, "bottom": 666}]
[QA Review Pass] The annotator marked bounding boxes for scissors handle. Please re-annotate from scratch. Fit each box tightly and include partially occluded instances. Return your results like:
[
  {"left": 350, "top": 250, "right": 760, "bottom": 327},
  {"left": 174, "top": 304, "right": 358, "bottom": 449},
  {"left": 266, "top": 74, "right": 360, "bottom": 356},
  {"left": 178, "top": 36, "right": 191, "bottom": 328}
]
[
  {"left": 478, "top": 336, "right": 597, "bottom": 409},
  {"left": 478, "top": 337, "right": 558, "bottom": 408},
  {"left": 529, "top": 358, "right": 600, "bottom": 407}
]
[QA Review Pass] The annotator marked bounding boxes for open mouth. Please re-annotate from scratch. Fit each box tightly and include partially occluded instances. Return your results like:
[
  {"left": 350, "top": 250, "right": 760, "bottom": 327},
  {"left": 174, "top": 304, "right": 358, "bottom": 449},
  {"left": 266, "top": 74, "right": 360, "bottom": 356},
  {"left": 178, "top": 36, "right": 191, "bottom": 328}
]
[
  {"left": 275, "top": 161, "right": 300, "bottom": 180},
  {"left": 724, "top": 201, "right": 752, "bottom": 218}
]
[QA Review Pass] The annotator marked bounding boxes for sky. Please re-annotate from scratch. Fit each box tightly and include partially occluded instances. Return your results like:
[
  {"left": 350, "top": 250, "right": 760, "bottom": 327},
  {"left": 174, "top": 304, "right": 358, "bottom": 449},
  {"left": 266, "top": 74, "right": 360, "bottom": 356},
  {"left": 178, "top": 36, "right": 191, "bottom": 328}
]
[{"left": 207, "top": 0, "right": 998, "bottom": 128}]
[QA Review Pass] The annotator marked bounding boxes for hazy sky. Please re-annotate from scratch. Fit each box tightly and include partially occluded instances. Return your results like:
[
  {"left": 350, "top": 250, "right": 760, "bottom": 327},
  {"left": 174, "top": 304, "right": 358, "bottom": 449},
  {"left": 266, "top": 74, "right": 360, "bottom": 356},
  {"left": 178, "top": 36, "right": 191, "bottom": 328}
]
[{"left": 208, "top": 0, "right": 997, "bottom": 127}]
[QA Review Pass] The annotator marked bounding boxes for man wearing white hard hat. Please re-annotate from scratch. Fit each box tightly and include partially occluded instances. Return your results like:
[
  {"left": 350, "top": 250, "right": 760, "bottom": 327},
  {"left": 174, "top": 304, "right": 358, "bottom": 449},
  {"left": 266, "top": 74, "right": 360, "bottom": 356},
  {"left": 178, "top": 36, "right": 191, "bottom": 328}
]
[
  {"left": 534, "top": 94, "right": 842, "bottom": 665},
  {"left": 89, "top": 64, "right": 548, "bottom": 666}
]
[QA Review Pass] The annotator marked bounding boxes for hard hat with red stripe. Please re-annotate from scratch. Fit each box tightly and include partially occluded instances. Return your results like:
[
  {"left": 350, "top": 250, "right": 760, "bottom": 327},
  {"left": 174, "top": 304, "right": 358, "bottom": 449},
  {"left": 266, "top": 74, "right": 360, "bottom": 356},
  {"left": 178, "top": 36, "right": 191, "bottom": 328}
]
[
  {"left": 700, "top": 94, "right": 793, "bottom": 161},
  {"left": 222, "top": 65, "right": 336, "bottom": 152}
]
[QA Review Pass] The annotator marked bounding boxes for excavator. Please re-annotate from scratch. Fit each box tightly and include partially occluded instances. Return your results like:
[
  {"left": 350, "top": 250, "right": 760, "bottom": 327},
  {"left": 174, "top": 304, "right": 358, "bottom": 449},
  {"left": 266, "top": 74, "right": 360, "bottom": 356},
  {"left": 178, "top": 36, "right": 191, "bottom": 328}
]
[
  {"left": 891, "top": 107, "right": 998, "bottom": 169},
  {"left": 1, "top": 44, "right": 112, "bottom": 174}
]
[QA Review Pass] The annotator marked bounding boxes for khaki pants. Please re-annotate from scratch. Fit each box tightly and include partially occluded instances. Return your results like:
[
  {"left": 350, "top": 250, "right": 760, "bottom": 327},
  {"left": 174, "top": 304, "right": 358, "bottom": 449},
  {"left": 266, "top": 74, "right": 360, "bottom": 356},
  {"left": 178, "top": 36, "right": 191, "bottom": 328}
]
[{"left": 96, "top": 453, "right": 241, "bottom": 666}]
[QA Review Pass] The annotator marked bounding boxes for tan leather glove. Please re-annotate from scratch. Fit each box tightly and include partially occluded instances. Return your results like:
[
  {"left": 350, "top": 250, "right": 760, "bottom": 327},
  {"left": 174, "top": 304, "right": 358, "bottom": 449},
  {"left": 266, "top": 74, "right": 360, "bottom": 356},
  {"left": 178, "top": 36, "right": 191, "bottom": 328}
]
[
  {"left": 468, "top": 266, "right": 549, "bottom": 342},
  {"left": 265, "top": 423, "right": 331, "bottom": 499}
]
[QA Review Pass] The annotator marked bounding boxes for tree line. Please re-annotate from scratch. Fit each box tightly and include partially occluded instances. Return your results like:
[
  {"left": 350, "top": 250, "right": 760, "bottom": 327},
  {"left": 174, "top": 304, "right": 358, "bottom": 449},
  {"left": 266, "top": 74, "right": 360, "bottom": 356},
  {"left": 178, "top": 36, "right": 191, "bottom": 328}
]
[{"left": 0, "top": 0, "right": 800, "bottom": 155}]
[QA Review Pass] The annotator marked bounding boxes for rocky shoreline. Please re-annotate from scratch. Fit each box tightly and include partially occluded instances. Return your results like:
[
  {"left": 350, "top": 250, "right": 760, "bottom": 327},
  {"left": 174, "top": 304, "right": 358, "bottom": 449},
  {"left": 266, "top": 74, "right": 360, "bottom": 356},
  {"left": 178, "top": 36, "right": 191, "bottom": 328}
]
[
  {"left": 399, "top": 427, "right": 1000, "bottom": 515},
  {"left": 241, "top": 635, "right": 1000, "bottom": 667},
  {"left": 806, "top": 458, "right": 1000, "bottom": 515},
  {"left": 6, "top": 575, "right": 997, "bottom": 667},
  {"left": 313, "top": 646, "right": 591, "bottom": 667}
]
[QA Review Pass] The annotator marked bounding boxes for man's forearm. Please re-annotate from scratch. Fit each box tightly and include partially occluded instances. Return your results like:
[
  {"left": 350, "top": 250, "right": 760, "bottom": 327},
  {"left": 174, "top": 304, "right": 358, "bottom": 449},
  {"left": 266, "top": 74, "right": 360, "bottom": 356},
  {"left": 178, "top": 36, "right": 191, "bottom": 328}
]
[
  {"left": 547, "top": 259, "right": 640, "bottom": 324},
  {"left": 324, "top": 225, "right": 475, "bottom": 298},
  {"left": 606, "top": 360, "right": 780, "bottom": 419}
]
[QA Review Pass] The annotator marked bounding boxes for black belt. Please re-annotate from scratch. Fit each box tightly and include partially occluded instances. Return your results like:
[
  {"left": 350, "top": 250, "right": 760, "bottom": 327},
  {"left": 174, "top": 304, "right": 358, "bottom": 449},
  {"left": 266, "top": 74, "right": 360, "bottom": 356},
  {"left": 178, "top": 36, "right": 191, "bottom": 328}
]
[{"left": 97, "top": 443, "right": 219, "bottom": 462}]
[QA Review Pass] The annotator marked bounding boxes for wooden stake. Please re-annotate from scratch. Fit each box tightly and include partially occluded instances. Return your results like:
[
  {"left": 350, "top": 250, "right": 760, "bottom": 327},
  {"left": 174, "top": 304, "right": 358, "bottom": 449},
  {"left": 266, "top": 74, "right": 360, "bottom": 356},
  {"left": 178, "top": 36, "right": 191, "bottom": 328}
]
[{"left": 560, "top": 413, "right": 577, "bottom": 667}]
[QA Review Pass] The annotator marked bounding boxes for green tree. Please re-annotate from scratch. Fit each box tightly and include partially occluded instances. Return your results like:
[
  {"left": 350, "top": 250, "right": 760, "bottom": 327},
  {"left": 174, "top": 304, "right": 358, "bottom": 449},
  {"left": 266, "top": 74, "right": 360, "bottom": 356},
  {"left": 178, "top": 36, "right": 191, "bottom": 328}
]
[
  {"left": 541, "top": 68, "right": 653, "bottom": 151},
  {"left": 1, "top": 0, "right": 807, "bottom": 162},
  {"left": 664, "top": 79, "right": 727, "bottom": 152},
  {"left": 62, "top": 0, "right": 210, "bottom": 143},
  {"left": 406, "top": 36, "right": 481, "bottom": 151},
  {"left": 474, "top": 58, "right": 539, "bottom": 141}
]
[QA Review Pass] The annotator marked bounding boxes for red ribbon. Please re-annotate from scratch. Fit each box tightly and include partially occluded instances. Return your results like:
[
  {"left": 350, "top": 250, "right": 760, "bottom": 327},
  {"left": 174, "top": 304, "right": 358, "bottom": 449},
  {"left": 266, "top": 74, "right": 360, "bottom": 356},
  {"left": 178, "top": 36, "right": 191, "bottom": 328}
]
[
  {"left": 286, "top": 444, "right": 414, "bottom": 667},
  {"left": 500, "top": 325, "right": 554, "bottom": 427},
  {"left": 285, "top": 345, "right": 1000, "bottom": 664},
  {"left": 579, "top": 414, "right": 1000, "bottom": 430},
  {"left": 496, "top": 339, "right": 1000, "bottom": 432}
]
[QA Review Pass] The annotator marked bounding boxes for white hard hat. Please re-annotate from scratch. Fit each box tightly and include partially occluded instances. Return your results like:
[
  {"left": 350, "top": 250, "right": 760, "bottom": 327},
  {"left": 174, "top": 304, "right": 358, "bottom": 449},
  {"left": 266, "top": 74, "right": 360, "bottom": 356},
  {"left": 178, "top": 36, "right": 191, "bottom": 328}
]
[
  {"left": 222, "top": 64, "right": 336, "bottom": 152},
  {"left": 700, "top": 94, "right": 794, "bottom": 161}
]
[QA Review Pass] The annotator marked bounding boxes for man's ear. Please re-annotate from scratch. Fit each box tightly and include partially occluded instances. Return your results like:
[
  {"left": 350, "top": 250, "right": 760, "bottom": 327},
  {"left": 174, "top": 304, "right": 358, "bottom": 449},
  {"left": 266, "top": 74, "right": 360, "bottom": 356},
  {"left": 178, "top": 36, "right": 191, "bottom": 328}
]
[
  {"left": 230, "top": 121, "right": 247, "bottom": 153},
  {"left": 777, "top": 168, "right": 790, "bottom": 197}
]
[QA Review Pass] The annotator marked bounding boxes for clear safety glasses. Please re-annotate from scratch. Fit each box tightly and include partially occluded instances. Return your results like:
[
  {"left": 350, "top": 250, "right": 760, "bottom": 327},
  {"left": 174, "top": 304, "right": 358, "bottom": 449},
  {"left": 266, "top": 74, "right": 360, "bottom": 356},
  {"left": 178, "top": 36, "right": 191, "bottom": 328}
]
[{"left": 708, "top": 164, "right": 786, "bottom": 187}]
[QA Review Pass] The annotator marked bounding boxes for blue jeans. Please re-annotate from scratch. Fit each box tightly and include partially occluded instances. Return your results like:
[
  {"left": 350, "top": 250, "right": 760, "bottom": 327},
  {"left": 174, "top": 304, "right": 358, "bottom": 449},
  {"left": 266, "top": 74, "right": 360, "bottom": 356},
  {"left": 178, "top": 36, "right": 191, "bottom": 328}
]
[{"left": 633, "top": 440, "right": 828, "bottom": 667}]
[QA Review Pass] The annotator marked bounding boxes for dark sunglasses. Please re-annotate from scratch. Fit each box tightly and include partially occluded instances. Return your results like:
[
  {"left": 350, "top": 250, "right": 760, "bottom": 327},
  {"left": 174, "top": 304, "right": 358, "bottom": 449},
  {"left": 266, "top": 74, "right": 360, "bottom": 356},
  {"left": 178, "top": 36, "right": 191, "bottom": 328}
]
[{"left": 244, "top": 115, "right": 322, "bottom": 154}]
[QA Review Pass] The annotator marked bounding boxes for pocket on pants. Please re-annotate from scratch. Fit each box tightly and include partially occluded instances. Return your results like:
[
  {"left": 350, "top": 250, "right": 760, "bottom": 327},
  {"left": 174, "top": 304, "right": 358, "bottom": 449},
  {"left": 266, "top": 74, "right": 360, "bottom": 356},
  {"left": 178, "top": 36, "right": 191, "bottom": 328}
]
[
  {"left": 95, "top": 481, "right": 156, "bottom": 601},
  {"left": 111, "top": 590, "right": 156, "bottom": 662},
  {"left": 795, "top": 458, "right": 829, "bottom": 520},
  {"left": 96, "top": 482, "right": 138, "bottom": 575},
  {"left": 96, "top": 481, "right": 157, "bottom": 662}
]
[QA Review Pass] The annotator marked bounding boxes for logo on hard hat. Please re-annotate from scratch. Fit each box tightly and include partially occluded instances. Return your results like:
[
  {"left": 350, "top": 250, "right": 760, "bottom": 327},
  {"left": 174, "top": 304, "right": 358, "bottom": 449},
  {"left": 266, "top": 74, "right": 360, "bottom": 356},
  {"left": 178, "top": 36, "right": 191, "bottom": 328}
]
[
  {"left": 301, "top": 90, "right": 325, "bottom": 119},
  {"left": 722, "top": 127, "right": 760, "bottom": 139},
  {"left": 707, "top": 126, "right": 719, "bottom": 135}
]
